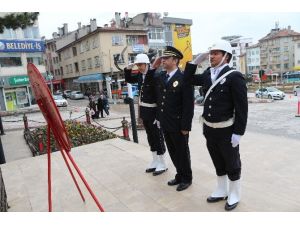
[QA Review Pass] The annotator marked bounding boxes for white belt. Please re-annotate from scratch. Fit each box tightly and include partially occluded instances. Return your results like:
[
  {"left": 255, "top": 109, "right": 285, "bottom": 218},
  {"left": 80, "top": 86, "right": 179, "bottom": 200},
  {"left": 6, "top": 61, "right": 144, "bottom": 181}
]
[
  {"left": 139, "top": 102, "right": 157, "bottom": 107},
  {"left": 138, "top": 97, "right": 157, "bottom": 107},
  {"left": 202, "top": 117, "right": 234, "bottom": 128}
]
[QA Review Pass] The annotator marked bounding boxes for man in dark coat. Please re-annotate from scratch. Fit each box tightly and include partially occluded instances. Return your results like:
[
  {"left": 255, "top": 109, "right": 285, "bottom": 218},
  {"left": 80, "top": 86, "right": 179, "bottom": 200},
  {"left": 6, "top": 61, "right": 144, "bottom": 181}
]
[
  {"left": 185, "top": 40, "right": 248, "bottom": 210},
  {"left": 152, "top": 46, "right": 195, "bottom": 191},
  {"left": 124, "top": 53, "right": 167, "bottom": 176}
]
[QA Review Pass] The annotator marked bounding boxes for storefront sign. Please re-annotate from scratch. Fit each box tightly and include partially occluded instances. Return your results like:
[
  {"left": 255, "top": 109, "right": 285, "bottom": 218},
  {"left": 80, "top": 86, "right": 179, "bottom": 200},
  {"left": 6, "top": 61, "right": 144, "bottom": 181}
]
[
  {"left": 0, "top": 39, "right": 45, "bottom": 52},
  {"left": 8, "top": 76, "right": 30, "bottom": 85}
]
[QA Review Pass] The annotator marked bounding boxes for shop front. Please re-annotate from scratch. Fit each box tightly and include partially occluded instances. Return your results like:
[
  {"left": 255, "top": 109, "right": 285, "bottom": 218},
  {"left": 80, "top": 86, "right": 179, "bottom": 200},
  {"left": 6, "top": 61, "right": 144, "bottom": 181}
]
[{"left": 0, "top": 75, "right": 37, "bottom": 111}]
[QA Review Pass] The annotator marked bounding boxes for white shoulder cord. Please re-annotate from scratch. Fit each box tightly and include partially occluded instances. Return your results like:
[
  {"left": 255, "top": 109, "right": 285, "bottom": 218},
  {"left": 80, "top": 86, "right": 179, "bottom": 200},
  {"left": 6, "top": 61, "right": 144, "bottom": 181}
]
[{"left": 200, "top": 70, "right": 236, "bottom": 106}]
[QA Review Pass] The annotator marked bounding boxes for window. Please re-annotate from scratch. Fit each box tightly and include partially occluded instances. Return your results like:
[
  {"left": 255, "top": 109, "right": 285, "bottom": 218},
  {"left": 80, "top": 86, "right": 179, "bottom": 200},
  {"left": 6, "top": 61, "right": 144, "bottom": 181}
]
[
  {"left": 27, "top": 57, "right": 43, "bottom": 65},
  {"left": 298, "top": 43, "right": 300, "bottom": 48},
  {"left": 148, "top": 28, "right": 163, "bottom": 40},
  {"left": 81, "top": 60, "right": 86, "bottom": 71},
  {"left": 298, "top": 60, "right": 300, "bottom": 64},
  {"left": 232, "top": 50, "right": 236, "bottom": 54},
  {"left": 94, "top": 56, "right": 100, "bottom": 67},
  {"left": 284, "top": 63, "right": 289, "bottom": 69},
  {"left": 69, "top": 64, "right": 73, "bottom": 73},
  {"left": 92, "top": 37, "right": 99, "bottom": 49},
  {"left": 74, "top": 62, "right": 79, "bottom": 72},
  {"left": 66, "top": 65, "right": 69, "bottom": 74},
  {"left": 112, "top": 35, "right": 123, "bottom": 46},
  {"left": 0, "top": 57, "right": 22, "bottom": 67},
  {"left": 72, "top": 47, "right": 77, "bottom": 56},
  {"left": 87, "top": 58, "right": 92, "bottom": 69},
  {"left": 126, "top": 35, "right": 138, "bottom": 45},
  {"left": 85, "top": 40, "right": 90, "bottom": 51}
]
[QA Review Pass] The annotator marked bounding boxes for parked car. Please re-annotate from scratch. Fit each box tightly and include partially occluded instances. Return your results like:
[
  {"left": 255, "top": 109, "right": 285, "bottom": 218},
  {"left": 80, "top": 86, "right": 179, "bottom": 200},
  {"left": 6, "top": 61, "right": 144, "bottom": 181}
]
[
  {"left": 63, "top": 90, "right": 72, "bottom": 98},
  {"left": 255, "top": 87, "right": 285, "bottom": 100},
  {"left": 53, "top": 95, "right": 68, "bottom": 107},
  {"left": 70, "top": 91, "right": 84, "bottom": 100},
  {"left": 293, "top": 85, "right": 300, "bottom": 96},
  {"left": 121, "top": 85, "right": 139, "bottom": 97}
]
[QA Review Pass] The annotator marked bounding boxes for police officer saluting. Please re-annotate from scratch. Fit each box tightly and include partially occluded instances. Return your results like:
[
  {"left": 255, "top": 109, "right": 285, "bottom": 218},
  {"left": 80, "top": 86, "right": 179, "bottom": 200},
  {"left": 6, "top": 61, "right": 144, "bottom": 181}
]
[
  {"left": 124, "top": 53, "right": 168, "bottom": 176},
  {"left": 186, "top": 40, "right": 248, "bottom": 210},
  {"left": 152, "top": 46, "right": 195, "bottom": 191}
]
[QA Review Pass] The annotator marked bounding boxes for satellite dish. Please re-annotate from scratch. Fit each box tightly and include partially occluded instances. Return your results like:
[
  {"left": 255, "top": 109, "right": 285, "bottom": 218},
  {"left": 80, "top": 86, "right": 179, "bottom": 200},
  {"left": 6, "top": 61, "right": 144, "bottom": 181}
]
[{"left": 163, "top": 12, "right": 169, "bottom": 17}]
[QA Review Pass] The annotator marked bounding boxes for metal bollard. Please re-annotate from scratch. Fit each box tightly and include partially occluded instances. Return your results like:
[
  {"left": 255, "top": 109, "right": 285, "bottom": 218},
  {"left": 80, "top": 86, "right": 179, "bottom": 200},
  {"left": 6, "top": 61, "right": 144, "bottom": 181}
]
[
  {"left": 23, "top": 114, "right": 29, "bottom": 130},
  {"left": 0, "top": 136, "right": 6, "bottom": 164},
  {"left": 0, "top": 115, "right": 4, "bottom": 135},
  {"left": 121, "top": 117, "right": 130, "bottom": 141},
  {"left": 85, "top": 108, "right": 91, "bottom": 124}
]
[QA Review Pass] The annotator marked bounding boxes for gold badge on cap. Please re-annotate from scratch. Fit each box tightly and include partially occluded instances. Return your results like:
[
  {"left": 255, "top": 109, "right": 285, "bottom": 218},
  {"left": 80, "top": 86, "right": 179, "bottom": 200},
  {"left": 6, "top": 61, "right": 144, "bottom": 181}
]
[{"left": 173, "top": 81, "right": 179, "bottom": 87}]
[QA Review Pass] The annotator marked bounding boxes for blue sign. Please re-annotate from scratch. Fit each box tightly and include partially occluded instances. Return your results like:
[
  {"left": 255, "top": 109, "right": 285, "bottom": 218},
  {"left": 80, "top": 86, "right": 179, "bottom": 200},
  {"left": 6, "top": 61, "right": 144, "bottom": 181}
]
[
  {"left": 0, "top": 39, "right": 45, "bottom": 52},
  {"left": 132, "top": 44, "right": 144, "bottom": 53}
]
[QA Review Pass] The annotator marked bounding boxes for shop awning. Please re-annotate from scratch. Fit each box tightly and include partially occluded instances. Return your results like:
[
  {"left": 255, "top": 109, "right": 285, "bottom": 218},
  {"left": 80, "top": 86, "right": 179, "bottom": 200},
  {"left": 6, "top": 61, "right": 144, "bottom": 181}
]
[{"left": 73, "top": 73, "right": 105, "bottom": 83}]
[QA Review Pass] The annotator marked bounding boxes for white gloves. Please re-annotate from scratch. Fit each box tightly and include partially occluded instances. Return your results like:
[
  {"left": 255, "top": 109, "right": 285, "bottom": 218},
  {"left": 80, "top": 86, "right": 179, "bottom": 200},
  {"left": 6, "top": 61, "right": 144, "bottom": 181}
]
[
  {"left": 191, "top": 53, "right": 208, "bottom": 65},
  {"left": 127, "top": 63, "right": 135, "bottom": 70},
  {"left": 231, "top": 134, "right": 241, "bottom": 148}
]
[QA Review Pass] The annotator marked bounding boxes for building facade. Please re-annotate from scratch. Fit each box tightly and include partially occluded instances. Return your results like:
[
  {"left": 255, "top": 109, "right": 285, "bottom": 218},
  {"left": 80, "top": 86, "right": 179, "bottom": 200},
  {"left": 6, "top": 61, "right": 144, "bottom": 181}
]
[
  {"left": 294, "top": 37, "right": 300, "bottom": 70},
  {"left": 222, "top": 36, "right": 252, "bottom": 71},
  {"left": 55, "top": 19, "right": 149, "bottom": 98},
  {"left": 246, "top": 43, "right": 260, "bottom": 75},
  {"left": 259, "top": 25, "right": 300, "bottom": 76},
  {"left": 0, "top": 14, "right": 46, "bottom": 111}
]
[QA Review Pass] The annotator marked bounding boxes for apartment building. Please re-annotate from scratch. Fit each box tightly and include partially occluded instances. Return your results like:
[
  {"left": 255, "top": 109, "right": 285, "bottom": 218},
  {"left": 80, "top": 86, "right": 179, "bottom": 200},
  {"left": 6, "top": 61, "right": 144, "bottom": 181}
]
[
  {"left": 44, "top": 38, "right": 62, "bottom": 91},
  {"left": 222, "top": 36, "right": 252, "bottom": 71},
  {"left": 294, "top": 37, "right": 300, "bottom": 70},
  {"left": 55, "top": 19, "right": 148, "bottom": 97},
  {"left": 246, "top": 43, "right": 260, "bottom": 75},
  {"left": 259, "top": 25, "right": 300, "bottom": 75},
  {"left": 0, "top": 13, "right": 46, "bottom": 111}
]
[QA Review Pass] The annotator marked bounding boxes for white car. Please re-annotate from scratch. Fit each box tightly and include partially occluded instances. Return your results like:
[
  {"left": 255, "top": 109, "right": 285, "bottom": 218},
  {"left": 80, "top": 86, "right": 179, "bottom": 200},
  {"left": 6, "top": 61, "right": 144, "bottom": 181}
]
[
  {"left": 70, "top": 91, "right": 84, "bottom": 100},
  {"left": 255, "top": 87, "right": 285, "bottom": 100},
  {"left": 293, "top": 85, "right": 300, "bottom": 96},
  {"left": 53, "top": 95, "right": 68, "bottom": 107}
]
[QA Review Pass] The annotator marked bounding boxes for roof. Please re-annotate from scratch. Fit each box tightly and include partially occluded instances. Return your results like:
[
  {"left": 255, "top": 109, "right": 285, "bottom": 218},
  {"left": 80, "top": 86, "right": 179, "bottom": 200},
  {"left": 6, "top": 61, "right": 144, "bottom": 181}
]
[{"left": 259, "top": 28, "right": 300, "bottom": 42}]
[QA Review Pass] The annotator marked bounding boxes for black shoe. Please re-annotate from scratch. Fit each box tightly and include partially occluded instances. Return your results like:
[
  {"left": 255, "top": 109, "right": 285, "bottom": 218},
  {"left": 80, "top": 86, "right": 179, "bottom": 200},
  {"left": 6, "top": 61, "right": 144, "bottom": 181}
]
[
  {"left": 167, "top": 179, "right": 180, "bottom": 186},
  {"left": 225, "top": 202, "right": 239, "bottom": 211},
  {"left": 153, "top": 168, "right": 168, "bottom": 176},
  {"left": 176, "top": 182, "right": 192, "bottom": 191},
  {"left": 207, "top": 196, "right": 228, "bottom": 203},
  {"left": 145, "top": 168, "right": 156, "bottom": 173}
]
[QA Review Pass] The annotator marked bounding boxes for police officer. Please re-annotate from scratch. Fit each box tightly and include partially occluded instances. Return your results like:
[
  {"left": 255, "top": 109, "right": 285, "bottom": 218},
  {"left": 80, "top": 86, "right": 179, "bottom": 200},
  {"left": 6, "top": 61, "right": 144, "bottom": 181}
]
[
  {"left": 186, "top": 40, "right": 248, "bottom": 210},
  {"left": 124, "top": 53, "right": 168, "bottom": 176},
  {"left": 152, "top": 46, "right": 195, "bottom": 191}
]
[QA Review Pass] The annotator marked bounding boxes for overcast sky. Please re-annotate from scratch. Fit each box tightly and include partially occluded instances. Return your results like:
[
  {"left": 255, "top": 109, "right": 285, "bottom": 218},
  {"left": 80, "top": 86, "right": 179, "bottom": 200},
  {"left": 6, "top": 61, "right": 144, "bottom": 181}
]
[
  {"left": 38, "top": 12, "right": 300, "bottom": 54},
  {"left": 3, "top": 0, "right": 300, "bottom": 54}
]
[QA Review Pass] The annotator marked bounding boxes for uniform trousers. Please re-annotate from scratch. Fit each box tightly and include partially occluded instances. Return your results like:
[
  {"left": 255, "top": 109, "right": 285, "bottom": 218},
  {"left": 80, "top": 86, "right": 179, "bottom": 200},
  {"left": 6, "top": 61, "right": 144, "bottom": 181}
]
[
  {"left": 143, "top": 119, "right": 166, "bottom": 155},
  {"left": 163, "top": 131, "right": 192, "bottom": 183},
  {"left": 203, "top": 124, "right": 241, "bottom": 181}
]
